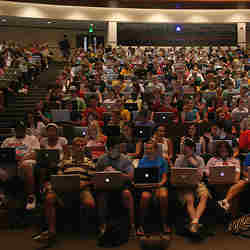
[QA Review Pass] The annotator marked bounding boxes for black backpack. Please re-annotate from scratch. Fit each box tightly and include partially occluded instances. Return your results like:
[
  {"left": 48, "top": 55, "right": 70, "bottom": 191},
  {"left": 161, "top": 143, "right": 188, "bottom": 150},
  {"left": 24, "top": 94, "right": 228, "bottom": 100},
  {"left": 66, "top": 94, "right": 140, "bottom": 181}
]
[{"left": 97, "top": 217, "right": 129, "bottom": 248}]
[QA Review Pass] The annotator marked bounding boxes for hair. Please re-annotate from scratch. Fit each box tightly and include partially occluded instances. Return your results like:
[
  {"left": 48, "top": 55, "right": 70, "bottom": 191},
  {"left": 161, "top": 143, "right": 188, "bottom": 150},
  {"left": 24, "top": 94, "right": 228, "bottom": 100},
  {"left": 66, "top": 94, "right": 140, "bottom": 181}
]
[
  {"left": 24, "top": 111, "right": 39, "bottom": 129},
  {"left": 72, "top": 137, "right": 86, "bottom": 146},
  {"left": 88, "top": 120, "right": 103, "bottom": 139},
  {"left": 214, "top": 140, "right": 233, "bottom": 158}
]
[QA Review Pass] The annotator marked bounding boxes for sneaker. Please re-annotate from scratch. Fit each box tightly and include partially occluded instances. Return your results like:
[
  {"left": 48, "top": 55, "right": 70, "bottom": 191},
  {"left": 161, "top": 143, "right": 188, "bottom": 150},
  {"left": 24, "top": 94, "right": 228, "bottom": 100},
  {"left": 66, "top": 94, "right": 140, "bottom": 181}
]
[
  {"left": 26, "top": 195, "right": 36, "bottom": 210},
  {"left": 136, "top": 226, "right": 145, "bottom": 237},
  {"left": 34, "top": 231, "right": 57, "bottom": 244},
  {"left": 218, "top": 199, "right": 230, "bottom": 211}
]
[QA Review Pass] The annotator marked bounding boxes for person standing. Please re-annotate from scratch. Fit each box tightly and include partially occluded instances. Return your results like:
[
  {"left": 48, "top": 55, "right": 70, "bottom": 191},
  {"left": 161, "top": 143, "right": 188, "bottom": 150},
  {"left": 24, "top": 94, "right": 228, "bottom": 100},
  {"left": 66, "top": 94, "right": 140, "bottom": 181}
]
[{"left": 59, "top": 35, "right": 71, "bottom": 61}]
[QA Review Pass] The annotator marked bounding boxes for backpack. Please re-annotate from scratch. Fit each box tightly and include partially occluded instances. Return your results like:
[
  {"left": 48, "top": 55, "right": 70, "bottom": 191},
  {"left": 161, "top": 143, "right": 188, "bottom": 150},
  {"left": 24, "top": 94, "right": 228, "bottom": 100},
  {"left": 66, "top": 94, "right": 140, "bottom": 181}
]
[
  {"left": 97, "top": 217, "right": 129, "bottom": 248},
  {"left": 228, "top": 214, "right": 250, "bottom": 238}
]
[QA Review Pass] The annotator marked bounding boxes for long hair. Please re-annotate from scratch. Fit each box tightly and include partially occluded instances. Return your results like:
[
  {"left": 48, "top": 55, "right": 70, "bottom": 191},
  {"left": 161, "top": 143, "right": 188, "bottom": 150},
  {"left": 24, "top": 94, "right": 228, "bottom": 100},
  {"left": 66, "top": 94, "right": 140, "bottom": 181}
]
[{"left": 214, "top": 140, "right": 233, "bottom": 159}]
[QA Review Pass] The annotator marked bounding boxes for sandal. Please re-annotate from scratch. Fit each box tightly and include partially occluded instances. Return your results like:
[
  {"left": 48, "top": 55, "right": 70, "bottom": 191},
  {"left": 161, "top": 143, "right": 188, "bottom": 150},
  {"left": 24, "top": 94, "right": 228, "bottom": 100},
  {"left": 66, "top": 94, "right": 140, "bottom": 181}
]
[{"left": 136, "top": 226, "right": 145, "bottom": 237}]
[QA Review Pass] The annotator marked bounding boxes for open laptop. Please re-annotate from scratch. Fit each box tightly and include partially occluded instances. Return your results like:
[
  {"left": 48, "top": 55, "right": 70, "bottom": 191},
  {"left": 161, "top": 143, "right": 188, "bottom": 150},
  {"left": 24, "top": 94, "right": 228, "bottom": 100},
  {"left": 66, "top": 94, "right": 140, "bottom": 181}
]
[
  {"left": 0, "top": 148, "right": 17, "bottom": 177},
  {"left": 124, "top": 103, "right": 138, "bottom": 112},
  {"left": 51, "top": 109, "right": 71, "bottom": 123},
  {"left": 62, "top": 126, "right": 87, "bottom": 145},
  {"left": 36, "top": 149, "right": 60, "bottom": 166},
  {"left": 153, "top": 112, "right": 174, "bottom": 124},
  {"left": 103, "top": 126, "right": 120, "bottom": 136},
  {"left": 50, "top": 174, "right": 80, "bottom": 193},
  {"left": 170, "top": 168, "right": 200, "bottom": 187},
  {"left": 208, "top": 166, "right": 236, "bottom": 184},
  {"left": 134, "top": 167, "right": 160, "bottom": 188},
  {"left": 133, "top": 126, "right": 152, "bottom": 140},
  {"left": 92, "top": 171, "right": 127, "bottom": 191}
]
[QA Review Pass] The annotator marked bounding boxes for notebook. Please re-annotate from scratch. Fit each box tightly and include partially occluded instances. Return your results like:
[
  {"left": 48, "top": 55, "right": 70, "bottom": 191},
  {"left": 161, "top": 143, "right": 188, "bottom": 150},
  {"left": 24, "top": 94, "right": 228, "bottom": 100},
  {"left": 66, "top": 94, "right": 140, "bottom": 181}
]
[
  {"left": 208, "top": 166, "right": 236, "bottom": 184},
  {"left": 50, "top": 174, "right": 80, "bottom": 193},
  {"left": 92, "top": 171, "right": 127, "bottom": 191},
  {"left": 51, "top": 109, "right": 71, "bottom": 123},
  {"left": 134, "top": 167, "right": 160, "bottom": 188},
  {"left": 170, "top": 168, "right": 200, "bottom": 187}
]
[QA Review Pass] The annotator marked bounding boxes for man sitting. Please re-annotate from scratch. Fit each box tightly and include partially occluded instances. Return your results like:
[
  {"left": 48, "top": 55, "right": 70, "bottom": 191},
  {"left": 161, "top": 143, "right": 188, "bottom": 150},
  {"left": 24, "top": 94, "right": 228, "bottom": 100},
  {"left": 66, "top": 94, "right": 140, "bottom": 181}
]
[
  {"left": 35, "top": 137, "right": 96, "bottom": 244},
  {"left": 135, "top": 139, "right": 170, "bottom": 237},
  {"left": 95, "top": 135, "right": 136, "bottom": 239},
  {"left": 174, "top": 138, "right": 210, "bottom": 233},
  {"left": 1, "top": 121, "right": 40, "bottom": 210}
]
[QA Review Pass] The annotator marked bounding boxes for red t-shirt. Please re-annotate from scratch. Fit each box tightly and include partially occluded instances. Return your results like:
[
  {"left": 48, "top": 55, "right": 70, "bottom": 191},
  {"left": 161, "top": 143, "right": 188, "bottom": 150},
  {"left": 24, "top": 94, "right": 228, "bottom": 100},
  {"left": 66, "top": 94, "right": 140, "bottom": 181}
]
[{"left": 239, "top": 130, "right": 250, "bottom": 151}]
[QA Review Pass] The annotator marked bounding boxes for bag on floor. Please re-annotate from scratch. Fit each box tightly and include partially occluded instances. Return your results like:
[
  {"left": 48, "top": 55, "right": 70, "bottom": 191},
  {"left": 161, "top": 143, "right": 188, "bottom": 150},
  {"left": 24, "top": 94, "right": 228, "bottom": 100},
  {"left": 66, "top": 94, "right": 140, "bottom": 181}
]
[
  {"left": 139, "top": 234, "right": 170, "bottom": 250},
  {"left": 97, "top": 218, "right": 129, "bottom": 248},
  {"left": 228, "top": 214, "right": 250, "bottom": 238}
]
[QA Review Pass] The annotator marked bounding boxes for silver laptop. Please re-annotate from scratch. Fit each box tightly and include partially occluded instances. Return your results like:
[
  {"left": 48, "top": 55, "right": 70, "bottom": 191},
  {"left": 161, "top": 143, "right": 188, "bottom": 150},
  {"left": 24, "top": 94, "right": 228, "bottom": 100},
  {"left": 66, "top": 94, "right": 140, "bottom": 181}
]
[
  {"left": 170, "top": 168, "right": 201, "bottom": 187},
  {"left": 92, "top": 171, "right": 127, "bottom": 191},
  {"left": 50, "top": 174, "right": 80, "bottom": 193},
  {"left": 51, "top": 109, "right": 71, "bottom": 123},
  {"left": 208, "top": 166, "right": 235, "bottom": 184}
]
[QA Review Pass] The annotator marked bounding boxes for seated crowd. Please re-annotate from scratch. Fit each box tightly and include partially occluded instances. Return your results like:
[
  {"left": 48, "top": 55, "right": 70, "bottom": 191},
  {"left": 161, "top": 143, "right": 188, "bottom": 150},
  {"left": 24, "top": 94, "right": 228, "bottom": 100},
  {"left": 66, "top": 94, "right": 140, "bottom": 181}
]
[
  {"left": 0, "top": 40, "right": 52, "bottom": 110},
  {"left": 0, "top": 44, "right": 250, "bottom": 245}
]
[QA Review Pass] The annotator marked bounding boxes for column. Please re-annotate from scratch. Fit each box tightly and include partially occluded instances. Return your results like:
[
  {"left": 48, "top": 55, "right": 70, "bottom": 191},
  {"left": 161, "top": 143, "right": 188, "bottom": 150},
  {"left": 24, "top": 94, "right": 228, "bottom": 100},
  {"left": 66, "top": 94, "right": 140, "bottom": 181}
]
[
  {"left": 107, "top": 21, "right": 117, "bottom": 47},
  {"left": 237, "top": 23, "right": 246, "bottom": 49}
]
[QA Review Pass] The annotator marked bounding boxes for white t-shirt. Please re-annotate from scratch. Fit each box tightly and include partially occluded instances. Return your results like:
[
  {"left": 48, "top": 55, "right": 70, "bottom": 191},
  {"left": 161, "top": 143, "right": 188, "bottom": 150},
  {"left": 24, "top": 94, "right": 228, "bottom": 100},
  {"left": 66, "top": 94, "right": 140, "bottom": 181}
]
[{"left": 1, "top": 135, "right": 40, "bottom": 160}]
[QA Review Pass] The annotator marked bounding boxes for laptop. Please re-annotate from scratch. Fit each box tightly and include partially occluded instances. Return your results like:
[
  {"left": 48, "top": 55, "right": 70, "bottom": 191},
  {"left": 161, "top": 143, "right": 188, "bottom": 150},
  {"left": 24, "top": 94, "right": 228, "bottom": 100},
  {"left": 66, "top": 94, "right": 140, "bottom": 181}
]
[
  {"left": 134, "top": 167, "right": 160, "bottom": 188},
  {"left": 153, "top": 112, "right": 174, "bottom": 124},
  {"left": 103, "top": 126, "right": 120, "bottom": 136},
  {"left": 232, "top": 112, "right": 249, "bottom": 122},
  {"left": 103, "top": 103, "right": 119, "bottom": 112},
  {"left": 92, "top": 171, "right": 127, "bottom": 191},
  {"left": 124, "top": 103, "right": 138, "bottom": 112},
  {"left": 50, "top": 174, "right": 80, "bottom": 193},
  {"left": 208, "top": 166, "right": 236, "bottom": 184},
  {"left": 62, "top": 126, "right": 87, "bottom": 145},
  {"left": 170, "top": 168, "right": 200, "bottom": 187},
  {"left": 36, "top": 149, "right": 60, "bottom": 166},
  {"left": 51, "top": 109, "right": 71, "bottom": 123},
  {"left": 0, "top": 148, "right": 17, "bottom": 177},
  {"left": 133, "top": 126, "right": 152, "bottom": 140}
]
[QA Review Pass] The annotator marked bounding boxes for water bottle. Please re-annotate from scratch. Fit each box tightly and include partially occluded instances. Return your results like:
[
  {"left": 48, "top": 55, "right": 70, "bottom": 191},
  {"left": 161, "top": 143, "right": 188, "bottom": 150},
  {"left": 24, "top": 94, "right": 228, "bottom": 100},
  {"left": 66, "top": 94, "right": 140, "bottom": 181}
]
[{"left": 196, "top": 143, "right": 202, "bottom": 155}]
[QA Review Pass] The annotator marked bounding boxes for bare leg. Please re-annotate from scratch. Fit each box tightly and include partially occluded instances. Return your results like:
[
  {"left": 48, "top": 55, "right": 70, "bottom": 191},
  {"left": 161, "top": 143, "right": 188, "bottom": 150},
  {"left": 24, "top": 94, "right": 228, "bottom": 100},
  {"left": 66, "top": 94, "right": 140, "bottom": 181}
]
[
  {"left": 121, "top": 189, "right": 135, "bottom": 227},
  {"left": 45, "top": 192, "right": 57, "bottom": 234},
  {"left": 196, "top": 194, "right": 208, "bottom": 221},
  {"left": 156, "top": 188, "right": 169, "bottom": 231},
  {"left": 225, "top": 180, "right": 248, "bottom": 202},
  {"left": 139, "top": 191, "right": 152, "bottom": 226},
  {"left": 183, "top": 192, "right": 196, "bottom": 221}
]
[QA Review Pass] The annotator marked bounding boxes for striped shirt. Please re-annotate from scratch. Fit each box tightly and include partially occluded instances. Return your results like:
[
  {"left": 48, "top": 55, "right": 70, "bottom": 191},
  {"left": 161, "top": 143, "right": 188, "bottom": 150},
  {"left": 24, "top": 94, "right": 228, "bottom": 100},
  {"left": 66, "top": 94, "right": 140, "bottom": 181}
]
[{"left": 62, "top": 156, "right": 95, "bottom": 181}]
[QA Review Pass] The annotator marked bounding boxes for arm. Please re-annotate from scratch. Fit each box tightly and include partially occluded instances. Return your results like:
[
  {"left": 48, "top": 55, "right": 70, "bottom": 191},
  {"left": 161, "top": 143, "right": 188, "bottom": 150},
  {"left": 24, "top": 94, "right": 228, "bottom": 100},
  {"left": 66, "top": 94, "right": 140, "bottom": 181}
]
[
  {"left": 127, "top": 141, "right": 142, "bottom": 158},
  {"left": 167, "top": 138, "right": 173, "bottom": 161}
]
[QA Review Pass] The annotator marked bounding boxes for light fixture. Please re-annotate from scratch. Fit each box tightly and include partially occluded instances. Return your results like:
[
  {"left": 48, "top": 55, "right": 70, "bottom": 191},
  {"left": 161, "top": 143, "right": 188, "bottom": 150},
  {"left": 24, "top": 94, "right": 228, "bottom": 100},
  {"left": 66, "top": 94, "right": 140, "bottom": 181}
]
[
  {"left": 47, "top": 21, "right": 52, "bottom": 24},
  {"left": 1, "top": 18, "right": 7, "bottom": 22}
]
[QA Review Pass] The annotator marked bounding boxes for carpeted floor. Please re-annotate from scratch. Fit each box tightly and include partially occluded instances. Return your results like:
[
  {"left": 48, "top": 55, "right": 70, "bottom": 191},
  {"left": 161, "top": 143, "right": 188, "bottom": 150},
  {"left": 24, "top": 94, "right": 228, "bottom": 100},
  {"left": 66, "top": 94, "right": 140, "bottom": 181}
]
[{"left": 0, "top": 225, "right": 250, "bottom": 250}]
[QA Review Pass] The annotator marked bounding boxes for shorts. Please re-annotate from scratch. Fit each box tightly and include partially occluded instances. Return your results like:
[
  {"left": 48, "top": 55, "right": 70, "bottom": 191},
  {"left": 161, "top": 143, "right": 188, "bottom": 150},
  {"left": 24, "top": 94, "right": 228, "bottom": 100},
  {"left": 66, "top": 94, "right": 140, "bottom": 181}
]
[{"left": 178, "top": 182, "right": 212, "bottom": 206}]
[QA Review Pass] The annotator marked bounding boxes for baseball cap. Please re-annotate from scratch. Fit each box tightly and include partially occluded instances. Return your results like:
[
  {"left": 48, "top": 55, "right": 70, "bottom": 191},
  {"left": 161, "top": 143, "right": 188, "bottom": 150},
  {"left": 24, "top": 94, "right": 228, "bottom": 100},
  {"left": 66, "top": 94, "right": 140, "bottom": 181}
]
[{"left": 46, "top": 123, "right": 58, "bottom": 130}]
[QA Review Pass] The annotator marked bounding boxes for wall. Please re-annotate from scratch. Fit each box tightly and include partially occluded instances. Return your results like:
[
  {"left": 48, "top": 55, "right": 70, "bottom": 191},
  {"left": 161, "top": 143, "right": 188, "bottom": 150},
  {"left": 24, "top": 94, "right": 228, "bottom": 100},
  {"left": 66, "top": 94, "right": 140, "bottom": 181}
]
[{"left": 0, "top": 26, "right": 105, "bottom": 48}]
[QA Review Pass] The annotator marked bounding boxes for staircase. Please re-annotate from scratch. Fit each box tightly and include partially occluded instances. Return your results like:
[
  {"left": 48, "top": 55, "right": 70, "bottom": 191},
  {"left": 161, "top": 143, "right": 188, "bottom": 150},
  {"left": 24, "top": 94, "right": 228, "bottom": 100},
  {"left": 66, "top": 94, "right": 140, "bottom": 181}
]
[{"left": 0, "top": 87, "right": 48, "bottom": 128}]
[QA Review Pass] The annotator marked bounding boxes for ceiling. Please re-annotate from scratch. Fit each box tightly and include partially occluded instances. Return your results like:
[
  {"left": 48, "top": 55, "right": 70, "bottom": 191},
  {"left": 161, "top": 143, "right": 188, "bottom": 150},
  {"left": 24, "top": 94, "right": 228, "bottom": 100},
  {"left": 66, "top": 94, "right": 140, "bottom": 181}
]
[
  {"left": 4, "top": 0, "right": 250, "bottom": 9},
  {"left": 0, "top": 16, "right": 107, "bottom": 30}
]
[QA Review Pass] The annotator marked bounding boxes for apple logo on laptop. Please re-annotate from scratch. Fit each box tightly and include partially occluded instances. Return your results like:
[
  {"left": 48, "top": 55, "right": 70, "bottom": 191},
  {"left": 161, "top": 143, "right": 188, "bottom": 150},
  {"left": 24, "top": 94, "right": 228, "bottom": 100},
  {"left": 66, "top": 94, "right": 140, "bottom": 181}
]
[
  {"left": 220, "top": 172, "right": 224, "bottom": 177},
  {"left": 140, "top": 130, "right": 143, "bottom": 134},
  {"left": 46, "top": 153, "right": 49, "bottom": 158},
  {"left": 145, "top": 173, "right": 149, "bottom": 178},
  {"left": 105, "top": 178, "right": 111, "bottom": 183}
]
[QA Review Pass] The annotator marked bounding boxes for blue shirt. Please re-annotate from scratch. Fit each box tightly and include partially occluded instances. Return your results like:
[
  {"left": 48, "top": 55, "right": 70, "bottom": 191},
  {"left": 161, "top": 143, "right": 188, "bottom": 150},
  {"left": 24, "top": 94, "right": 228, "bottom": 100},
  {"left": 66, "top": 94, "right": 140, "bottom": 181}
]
[
  {"left": 243, "top": 154, "right": 250, "bottom": 172},
  {"left": 138, "top": 156, "right": 168, "bottom": 181}
]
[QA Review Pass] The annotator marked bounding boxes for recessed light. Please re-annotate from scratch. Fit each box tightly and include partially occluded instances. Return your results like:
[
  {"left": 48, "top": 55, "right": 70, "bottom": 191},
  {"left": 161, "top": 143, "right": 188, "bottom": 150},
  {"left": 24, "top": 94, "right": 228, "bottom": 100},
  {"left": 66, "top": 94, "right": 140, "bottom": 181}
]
[
  {"left": 1, "top": 19, "right": 7, "bottom": 22},
  {"left": 48, "top": 21, "right": 52, "bottom": 24}
]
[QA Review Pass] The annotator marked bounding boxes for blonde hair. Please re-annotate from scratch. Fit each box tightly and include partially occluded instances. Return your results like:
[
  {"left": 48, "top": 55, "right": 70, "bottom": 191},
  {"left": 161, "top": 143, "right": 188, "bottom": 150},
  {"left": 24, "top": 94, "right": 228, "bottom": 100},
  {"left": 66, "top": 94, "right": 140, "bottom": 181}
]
[
  {"left": 88, "top": 120, "right": 103, "bottom": 139},
  {"left": 72, "top": 137, "right": 86, "bottom": 146}
]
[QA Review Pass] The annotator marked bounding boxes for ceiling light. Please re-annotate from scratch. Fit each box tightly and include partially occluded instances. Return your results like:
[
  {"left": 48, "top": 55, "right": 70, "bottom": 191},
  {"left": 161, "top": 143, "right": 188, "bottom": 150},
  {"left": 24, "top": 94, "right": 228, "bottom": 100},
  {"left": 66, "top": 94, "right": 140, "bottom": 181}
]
[
  {"left": 1, "top": 19, "right": 7, "bottom": 22},
  {"left": 47, "top": 21, "right": 52, "bottom": 24}
]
